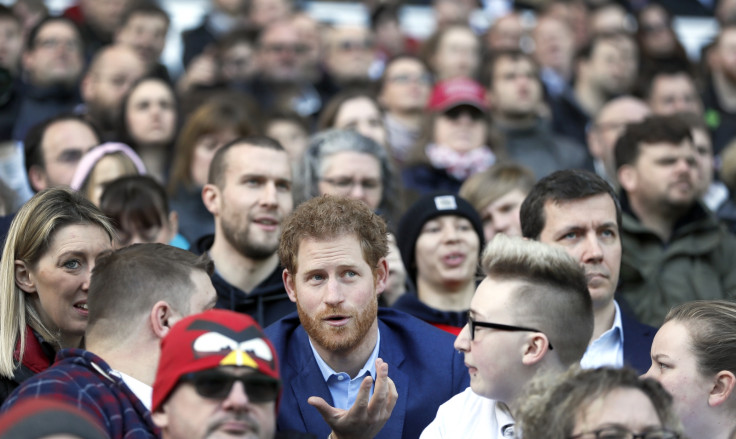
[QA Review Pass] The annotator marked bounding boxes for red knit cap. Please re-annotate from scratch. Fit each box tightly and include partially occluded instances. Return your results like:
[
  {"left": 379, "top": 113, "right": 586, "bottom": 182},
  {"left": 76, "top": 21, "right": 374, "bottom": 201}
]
[{"left": 151, "top": 309, "right": 280, "bottom": 412}]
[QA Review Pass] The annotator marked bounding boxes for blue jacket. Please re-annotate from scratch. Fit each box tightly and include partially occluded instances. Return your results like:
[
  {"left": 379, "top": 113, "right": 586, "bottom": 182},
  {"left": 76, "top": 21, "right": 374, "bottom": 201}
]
[
  {"left": 621, "top": 310, "right": 656, "bottom": 375},
  {"left": 265, "top": 308, "right": 469, "bottom": 439}
]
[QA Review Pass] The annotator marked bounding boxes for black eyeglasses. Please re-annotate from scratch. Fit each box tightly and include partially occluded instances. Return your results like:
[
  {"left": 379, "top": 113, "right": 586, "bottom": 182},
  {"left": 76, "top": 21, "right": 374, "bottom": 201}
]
[
  {"left": 569, "top": 427, "right": 679, "bottom": 439},
  {"left": 180, "top": 370, "right": 281, "bottom": 403},
  {"left": 444, "top": 106, "right": 484, "bottom": 121},
  {"left": 467, "top": 313, "right": 554, "bottom": 350}
]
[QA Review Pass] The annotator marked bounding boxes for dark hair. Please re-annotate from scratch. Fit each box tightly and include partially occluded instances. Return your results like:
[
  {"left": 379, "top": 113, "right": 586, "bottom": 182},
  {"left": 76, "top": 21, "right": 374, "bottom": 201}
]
[
  {"left": 99, "top": 175, "right": 170, "bottom": 240},
  {"left": 167, "top": 96, "right": 255, "bottom": 193},
  {"left": 207, "top": 135, "right": 286, "bottom": 188},
  {"left": 116, "top": 75, "right": 178, "bottom": 151},
  {"left": 639, "top": 67, "right": 696, "bottom": 102},
  {"left": 613, "top": 115, "right": 693, "bottom": 170},
  {"left": 317, "top": 88, "right": 383, "bottom": 132},
  {"left": 118, "top": 1, "right": 170, "bottom": 30},
  {"left": 0, "top": 5, "right": 21, "bottom": 26},
  {"left": 376, "top": 54, "right": 431, "bottom": 95},
  {"left": 23, "top": 113, "right": 101, "bottom": 177},
  {"left": 520, "top": 169, "right": 622, "bottom": 240},
  {"left": 25, "top": 15, "right": 82, "bottom": 52},
  {"left": 370, "top": 3, "right": 399, "bottom": 32},
  {"left": 481, "top": 49, "right": 539, "bottom": 89},
  {"left": 574, "top": 33, "right": 621, "bottom": 66}
]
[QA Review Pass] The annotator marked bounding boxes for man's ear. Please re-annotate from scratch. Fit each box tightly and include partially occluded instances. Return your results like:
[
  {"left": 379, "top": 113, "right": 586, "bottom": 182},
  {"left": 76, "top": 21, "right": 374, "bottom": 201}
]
[
  {"left": 27, "top": 165, "right": 48, "bottom": 192},
  {"left": 617, "top": 164, "right": 636, "bottom": 193},
  {"left": 521, "top": 333, "right": 551, "bottom": 366},
  {"left": 373, "top": 257, "right": 389, "bottom": 297},
  {"left": 14, "top": 260, "right": 36, "bottom": 293},
  {"left": 151, "top": 407, "right": 169, "bottom": 429},
  {"left": 150, "top": 300, "right": 176, "bottom": 339},
  {"left": 708, "top": 370, "right": 736, "bottom": 408},
  {"left": 201, "top": 184, "right": 219, "bottom": 216},
  {"left": 80, "top": 73, "right": 95, "bottom": 103},
  {"left": 283, "top": 269, "right": 297, "bottom": 303}
]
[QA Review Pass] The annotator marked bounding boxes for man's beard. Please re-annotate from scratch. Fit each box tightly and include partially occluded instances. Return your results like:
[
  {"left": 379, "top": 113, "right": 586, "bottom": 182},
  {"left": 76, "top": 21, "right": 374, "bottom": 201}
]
[
  {"left": 221, "top": 213, "right": 277, "bottom": 260},
  {"left": 298, "top": 295, "right": 378, "bottom": 355}
]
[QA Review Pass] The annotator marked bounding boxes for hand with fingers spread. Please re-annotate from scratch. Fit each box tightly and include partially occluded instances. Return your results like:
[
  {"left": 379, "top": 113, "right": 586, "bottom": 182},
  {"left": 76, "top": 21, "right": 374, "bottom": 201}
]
[{"left": 308, "top": 358, "right": 398, "bottom": 439}]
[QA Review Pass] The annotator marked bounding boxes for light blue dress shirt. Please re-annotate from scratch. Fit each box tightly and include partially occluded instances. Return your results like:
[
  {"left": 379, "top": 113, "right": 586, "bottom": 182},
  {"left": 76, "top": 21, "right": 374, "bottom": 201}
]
[
  {"left": 309, "top": 329, "right": 381, "bottom": 410},
  {"left": 580, "top": 300, "right": 625, "bottom": 369}
]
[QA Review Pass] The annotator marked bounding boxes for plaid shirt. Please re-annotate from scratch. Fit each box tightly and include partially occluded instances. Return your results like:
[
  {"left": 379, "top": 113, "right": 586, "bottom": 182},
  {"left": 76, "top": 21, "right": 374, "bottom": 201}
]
[{"left": 0, "top": 348, "right": 159, "bottom": 439}]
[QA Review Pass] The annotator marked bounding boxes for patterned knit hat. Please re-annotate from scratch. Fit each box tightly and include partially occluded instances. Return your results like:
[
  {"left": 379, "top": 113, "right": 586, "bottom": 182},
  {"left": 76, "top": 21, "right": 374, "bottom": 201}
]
[
  {"left": 0, "top": 398, "right": 108, "bottom": 439},
  {"left": 151, "top": 309, "right": 280, "bottom": 412}
]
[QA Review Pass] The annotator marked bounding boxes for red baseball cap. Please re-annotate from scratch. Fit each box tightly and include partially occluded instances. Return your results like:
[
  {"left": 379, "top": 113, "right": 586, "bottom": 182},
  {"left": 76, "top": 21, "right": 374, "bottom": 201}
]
[
  {"left": 427, "top": 77, "right": 488, "bottom": 113},
  {"left": 151, "top": 309, "right": 280, "bottom": 412}
]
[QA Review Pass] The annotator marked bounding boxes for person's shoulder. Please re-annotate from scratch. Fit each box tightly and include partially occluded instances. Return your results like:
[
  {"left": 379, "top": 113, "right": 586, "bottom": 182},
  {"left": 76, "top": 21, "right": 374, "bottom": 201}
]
[
  {"left": 264, "top": 313, "right": 302, "bottom": 344},
  {"left": 378, "top": 308, "right": 457, "bottom": 348}
]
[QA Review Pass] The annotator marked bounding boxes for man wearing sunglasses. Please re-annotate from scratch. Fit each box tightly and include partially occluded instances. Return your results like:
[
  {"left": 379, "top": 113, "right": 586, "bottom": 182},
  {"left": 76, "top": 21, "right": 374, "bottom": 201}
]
[
  {"left": 152, "top": 309, "right": 314, "bottom": 439},
  {"left": 421, "top": 235, "right": 593, "bottom": 438}
]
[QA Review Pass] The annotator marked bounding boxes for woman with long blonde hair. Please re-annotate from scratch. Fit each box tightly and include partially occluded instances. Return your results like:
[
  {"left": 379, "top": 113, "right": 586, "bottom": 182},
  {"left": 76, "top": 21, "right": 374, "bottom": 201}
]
[{"left": 0, "top": 188, "right": 114, "bottom": 403}]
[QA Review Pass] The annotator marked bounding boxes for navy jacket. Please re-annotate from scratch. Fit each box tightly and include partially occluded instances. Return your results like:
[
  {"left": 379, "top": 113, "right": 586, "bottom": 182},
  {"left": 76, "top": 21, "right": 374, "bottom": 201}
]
[
  {"left": 621, "top": 310, "right": 656, "bottom": 375},
  {"left": 265, "top": 308, "right": 469, "bottom": 439}
]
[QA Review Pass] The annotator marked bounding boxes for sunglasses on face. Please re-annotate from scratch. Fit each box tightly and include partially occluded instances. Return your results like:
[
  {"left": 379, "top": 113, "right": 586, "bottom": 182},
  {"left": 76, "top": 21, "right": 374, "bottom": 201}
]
[
  {"left": 443, "top": 106, "right": 484, "bottom": 121},
  {"left": 180, "top": 370, "right": 281, "bottom": 403}
]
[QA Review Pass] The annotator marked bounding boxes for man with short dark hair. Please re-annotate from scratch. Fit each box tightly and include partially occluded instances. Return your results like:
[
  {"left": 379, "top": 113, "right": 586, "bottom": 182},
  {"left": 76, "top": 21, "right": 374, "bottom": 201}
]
[
  {"left": 194, "top": 136, "right": 295, "bottom": 327},
  {"left": 80, "top": 45, "right": 146, "bottom": 139},
  {"left": 266, "top": 195, "right": 467, "bottom": 439},
  {"left": 551, "top": 34, "right": 637, "bottom": 147},
  {"left": 484, "top": 50, "right": 590, "bottom": 178},
  {"left": 645, "top": 69, "right": 703, "bottom": 117},
  {"left": 114, "top": 2, "right": 171, "bottom": 80},
  {"left": 13, "top": 16, "right": 85, "bottom": 141},
  {"left": 23, "top": 113, "right": 100, "bottom": 192},
  {"left": 1, "top": 244, "right": 218, "bottom": 438},
  {"left": 615, "top": 115, "right": 736, "bottom": 325},
  {"left": 520, "top": 169, "right": 654, "bottom": 374}
]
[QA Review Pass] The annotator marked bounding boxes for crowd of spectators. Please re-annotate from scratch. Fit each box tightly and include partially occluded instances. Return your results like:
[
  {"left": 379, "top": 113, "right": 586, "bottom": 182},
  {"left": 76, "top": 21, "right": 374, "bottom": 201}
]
[{"left": 0, "top": 0, "right": 735, "bottom": 438}]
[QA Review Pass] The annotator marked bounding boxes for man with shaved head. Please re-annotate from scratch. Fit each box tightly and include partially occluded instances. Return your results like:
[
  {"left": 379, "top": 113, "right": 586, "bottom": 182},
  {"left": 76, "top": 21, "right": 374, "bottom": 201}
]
[
  {"left": 587, "top": 96, "right": 651, "bottom": 187},
  {"left": 80, "top": 44, "right": 146, "bottom": 139}
]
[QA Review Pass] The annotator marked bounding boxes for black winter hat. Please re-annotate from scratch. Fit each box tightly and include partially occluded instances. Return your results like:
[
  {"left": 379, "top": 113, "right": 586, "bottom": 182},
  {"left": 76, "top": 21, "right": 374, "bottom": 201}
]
[{"left": 397, "top": 193, "right": 484, "bottom": 285}]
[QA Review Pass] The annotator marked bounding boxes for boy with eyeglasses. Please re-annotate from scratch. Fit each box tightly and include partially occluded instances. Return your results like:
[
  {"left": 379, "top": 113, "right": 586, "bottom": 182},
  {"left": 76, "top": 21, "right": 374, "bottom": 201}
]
[
  {"left": 421, "top": 235, "right": 594, "bottom": 438},
  {"left": 152, "top": 309, "right": 317, "bottom": 439}
]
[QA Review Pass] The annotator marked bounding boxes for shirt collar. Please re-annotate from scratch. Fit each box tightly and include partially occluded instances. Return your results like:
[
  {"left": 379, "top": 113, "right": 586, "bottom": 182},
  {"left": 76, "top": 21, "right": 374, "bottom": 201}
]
[{"left": 309, "top": 329, "right": 381, "bottom": 381}]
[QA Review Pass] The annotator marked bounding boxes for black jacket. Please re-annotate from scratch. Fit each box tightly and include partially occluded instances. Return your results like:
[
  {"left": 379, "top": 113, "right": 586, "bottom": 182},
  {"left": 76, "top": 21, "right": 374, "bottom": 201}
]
[{"left": 191, "top": 235, "right": 295, "bottom": 327}]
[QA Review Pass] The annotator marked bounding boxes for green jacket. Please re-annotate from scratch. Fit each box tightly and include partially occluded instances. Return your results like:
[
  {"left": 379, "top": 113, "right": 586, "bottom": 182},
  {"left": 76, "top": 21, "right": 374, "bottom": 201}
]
[{"left": 619, "top": 203, "right": 736, "bottom": 327}]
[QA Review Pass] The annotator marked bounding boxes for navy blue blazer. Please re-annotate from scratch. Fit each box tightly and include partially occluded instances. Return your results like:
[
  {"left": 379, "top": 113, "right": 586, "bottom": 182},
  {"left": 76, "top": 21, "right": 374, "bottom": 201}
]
[
  {"left": 621, "top": 309, "right": 656, "bottom": 375},
  {"left": 265, "top": 308, "right": 469, "bottom": 439}
]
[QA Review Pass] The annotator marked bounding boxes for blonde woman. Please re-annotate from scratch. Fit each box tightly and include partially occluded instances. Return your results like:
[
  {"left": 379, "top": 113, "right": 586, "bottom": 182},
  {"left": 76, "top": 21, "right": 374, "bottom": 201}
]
[{"left": 0, "top": 188, "right": 114, "bottom": 403}]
